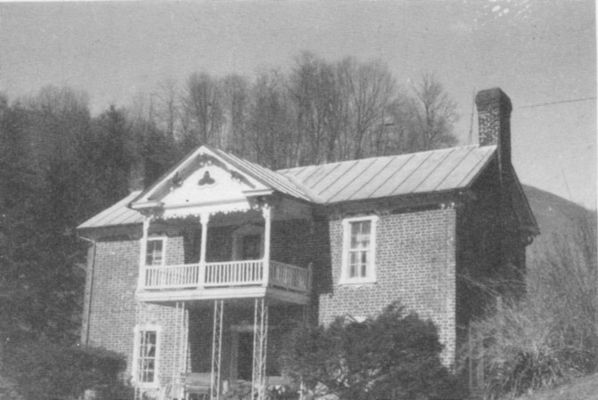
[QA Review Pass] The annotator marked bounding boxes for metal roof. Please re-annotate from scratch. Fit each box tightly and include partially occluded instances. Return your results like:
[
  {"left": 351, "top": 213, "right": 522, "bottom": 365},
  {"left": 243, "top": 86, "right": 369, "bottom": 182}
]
[
  {"left": 77, "top": 145, "right": 498, "bottom": 230},
  {"left": 277, "top": 145, "right": 496, "bottom": 204},
  {"left": 78, "top": 191, "right": 143, "bottom": 229}
]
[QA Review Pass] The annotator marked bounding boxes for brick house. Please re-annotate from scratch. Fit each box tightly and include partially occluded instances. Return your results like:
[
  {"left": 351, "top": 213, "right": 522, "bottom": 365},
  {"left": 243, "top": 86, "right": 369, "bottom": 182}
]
[{"left": 77, "top": 88, "right": 538, "bottom": 399}]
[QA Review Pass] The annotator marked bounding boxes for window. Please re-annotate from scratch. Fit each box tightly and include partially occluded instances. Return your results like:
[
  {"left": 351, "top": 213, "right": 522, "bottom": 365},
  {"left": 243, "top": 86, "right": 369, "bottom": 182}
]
[
  {"left": 133, "top": 326, "right": 160, "bottom": 386},
  {"left": 145, "top": 238, "right": 165, "bottom": 266},
  {"left": 341, "top": 216, "right": 378, "bottom": 284}
]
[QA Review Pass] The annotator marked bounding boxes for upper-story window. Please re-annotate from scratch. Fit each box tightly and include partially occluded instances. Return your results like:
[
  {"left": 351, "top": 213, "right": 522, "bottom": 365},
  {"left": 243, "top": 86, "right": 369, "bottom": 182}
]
[
  {"left": 133, "top": 325, "right": 160, "bottom": 387},
  {"left": 340, "top": 216, "right": 378, "bottom": 284},
  {"left": 146, "top": 238, "right": 165, "bottom": 266}
]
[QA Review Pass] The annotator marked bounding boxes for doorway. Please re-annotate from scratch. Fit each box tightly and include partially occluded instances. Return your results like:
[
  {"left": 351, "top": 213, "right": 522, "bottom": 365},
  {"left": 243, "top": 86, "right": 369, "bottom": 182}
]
[
  {"left": 236, "top": 331, "right": 253, "bottom": 381},
  {"left": 241, "top": 234, "right": 261, "bottom": 260}
]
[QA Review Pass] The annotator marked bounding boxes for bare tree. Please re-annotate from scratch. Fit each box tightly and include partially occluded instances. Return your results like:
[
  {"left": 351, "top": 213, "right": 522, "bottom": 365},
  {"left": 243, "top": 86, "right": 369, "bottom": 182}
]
[
  {"left": 336, "top": 58, "right": 397, "bottom": 160},
  {"left": 289, "top": 52, "right": 346, "bottom": 164},
  {"left": 182, "top": 72, "right": 224, "bottom": 147},
  {"left": 221, "top": 74, "right": 250, "bottom": 155},
  {"left": 248, "top": 70, "right": 295, "bottom": 169},
  {"left": 408, "top": 73, "right": 458, "bottom": 151},
  {"left": 154, "top": 78, "right": 180, "bottom": 140}
]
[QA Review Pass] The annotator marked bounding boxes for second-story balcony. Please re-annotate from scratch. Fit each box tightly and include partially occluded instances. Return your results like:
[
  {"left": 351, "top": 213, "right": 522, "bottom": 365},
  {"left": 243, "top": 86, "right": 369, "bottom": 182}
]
[
  {"left": 130, "top": 147, "right": 317, "bottom": 305},
  {"left": 142, "top": 259, "right": 310, "bottom": 292},
  {"left": 137, "top": 259, "right": 311, "bottom": 304}
]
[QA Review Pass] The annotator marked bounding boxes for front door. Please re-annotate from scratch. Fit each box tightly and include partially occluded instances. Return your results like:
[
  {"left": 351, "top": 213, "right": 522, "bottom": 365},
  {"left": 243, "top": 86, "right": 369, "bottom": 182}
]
[
  {"left": 237, "top": 331, "right": 253, "bottom": 381},
  {"left": 241, "top": 234, "right": 261, "bottom": 260}
]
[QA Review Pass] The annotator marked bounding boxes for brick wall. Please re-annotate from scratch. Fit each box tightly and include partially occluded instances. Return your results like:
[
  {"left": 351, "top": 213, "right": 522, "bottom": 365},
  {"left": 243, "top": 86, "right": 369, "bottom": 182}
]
[
  {"left": 318, "top": 208, "right": 457, "bottom": 364},
  {"left": 85, "top": 233, "right": 186, "bottom": 382},
  {"left": 455, "top": 159, "right": 527, "bottom": 349},
  {"left": 86, "top": 239, "right": 139, "bottom": 376}
]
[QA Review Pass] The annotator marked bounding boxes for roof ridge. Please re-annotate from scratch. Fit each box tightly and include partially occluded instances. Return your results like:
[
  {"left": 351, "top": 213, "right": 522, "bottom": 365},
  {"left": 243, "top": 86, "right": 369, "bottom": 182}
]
[{"left": 276, "top": 144, "right": 484, "bottom": 173}]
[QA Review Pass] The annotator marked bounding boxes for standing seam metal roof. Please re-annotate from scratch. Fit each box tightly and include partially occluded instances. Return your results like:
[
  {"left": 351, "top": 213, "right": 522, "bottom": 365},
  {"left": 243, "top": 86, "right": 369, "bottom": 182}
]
[
  {"left": 77, "top": 145, "right": 497, "bottom": 229},
  {"left": 277, "top": 145, "right": 497, "bottom": 204}
]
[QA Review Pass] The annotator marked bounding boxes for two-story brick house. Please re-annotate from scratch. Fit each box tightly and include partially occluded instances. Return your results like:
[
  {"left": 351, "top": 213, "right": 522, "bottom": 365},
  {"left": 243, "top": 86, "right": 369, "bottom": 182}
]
[{"left": 77, "top": 88, "right": 538, "bottom": 399}]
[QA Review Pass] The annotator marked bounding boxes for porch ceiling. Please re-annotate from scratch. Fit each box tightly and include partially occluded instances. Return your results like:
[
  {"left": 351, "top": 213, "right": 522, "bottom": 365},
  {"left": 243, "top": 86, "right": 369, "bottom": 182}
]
[{"left": 136, "top": 287, "right": 309, "bottom": 306}]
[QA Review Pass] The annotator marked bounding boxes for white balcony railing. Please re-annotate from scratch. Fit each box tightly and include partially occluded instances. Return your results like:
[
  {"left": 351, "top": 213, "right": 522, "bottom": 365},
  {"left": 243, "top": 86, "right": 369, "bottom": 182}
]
[
  {"left": 269, "top": 261, "right": 310, "bottom": 292},
  {"left": 142, "top": 259, "right": 310, "bottom": 294}
]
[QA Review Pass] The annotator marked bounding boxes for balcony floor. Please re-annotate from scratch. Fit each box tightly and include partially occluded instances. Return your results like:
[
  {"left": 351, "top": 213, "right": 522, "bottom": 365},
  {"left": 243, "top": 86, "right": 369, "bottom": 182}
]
[{"left": 136, "top": 285, "right": 309, "bottom": 305}]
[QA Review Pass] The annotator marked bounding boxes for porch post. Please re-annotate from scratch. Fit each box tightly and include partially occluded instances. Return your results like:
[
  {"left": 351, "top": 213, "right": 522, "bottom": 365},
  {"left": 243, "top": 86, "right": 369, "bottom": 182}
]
[
  {"left": 199, "top": 212, "right": 210, "bottom": 288},
  {"left": 210, "top": 300, "right": 224, "bottom": 400},
  {"left": 262, "top": 205, "right": 271, "bottom": 287},
  {"left": 251, "top": 298, "right": 269, "bottom": 400},
  {"left": 200, "top": 212, "right": 210, "bottom": 264},
  {"left": 137, "top": 216, "right": 150, "bottom": 289}
]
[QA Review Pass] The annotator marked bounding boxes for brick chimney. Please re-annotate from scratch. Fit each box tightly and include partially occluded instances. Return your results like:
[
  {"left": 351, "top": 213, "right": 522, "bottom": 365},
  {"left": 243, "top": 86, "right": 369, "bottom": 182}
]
[{"left": 475, "top": 88, "right": 512, "bottom": 167}]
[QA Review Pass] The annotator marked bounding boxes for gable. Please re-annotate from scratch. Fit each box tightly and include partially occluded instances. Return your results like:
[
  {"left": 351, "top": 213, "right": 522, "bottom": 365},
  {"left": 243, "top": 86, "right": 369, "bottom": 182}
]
[
  {"left": 131, "top": 147, "right": 271, "bottom": 210},
  {"left": 162, "top": 164, "right": 257, "bottom": 207}
]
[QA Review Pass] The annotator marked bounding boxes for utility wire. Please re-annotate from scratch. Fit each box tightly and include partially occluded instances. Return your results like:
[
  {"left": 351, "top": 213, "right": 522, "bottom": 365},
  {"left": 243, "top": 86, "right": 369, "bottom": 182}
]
[{"left": 520, "top": 96, "right": 596, "bottom": 108}]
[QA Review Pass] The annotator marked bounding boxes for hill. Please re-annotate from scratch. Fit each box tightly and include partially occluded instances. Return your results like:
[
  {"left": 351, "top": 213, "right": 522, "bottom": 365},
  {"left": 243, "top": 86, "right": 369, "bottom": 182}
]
[{"left": 522, "top": 184, "right": 596, "bottom": 262}]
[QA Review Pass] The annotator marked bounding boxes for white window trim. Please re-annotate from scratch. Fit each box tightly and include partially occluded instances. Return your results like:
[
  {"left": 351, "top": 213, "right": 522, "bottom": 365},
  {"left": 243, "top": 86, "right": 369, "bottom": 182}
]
[
  {"left": 132, "top": 324, "right": 162, "bottom": 388},
  {"left": 145, "top": 236, "right": 167, "bottom": 266},
  {"left": 339, "top": 215, "right": 378, "bottom": 285}
]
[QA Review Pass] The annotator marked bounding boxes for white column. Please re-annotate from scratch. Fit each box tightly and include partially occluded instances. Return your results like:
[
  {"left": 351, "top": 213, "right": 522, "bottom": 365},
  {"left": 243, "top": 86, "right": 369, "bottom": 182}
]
[
  {"left": 200, "top": 212, "right": 210, "bottom": 264},
  {"left": 199, "top": 212, "right": 210, "bottom": 288},
  {"left": 138, "top": 216, "right": 150, "bottom": 289},
  {"left": 262, "top": 205, "right": 271, "bottom": 287}
]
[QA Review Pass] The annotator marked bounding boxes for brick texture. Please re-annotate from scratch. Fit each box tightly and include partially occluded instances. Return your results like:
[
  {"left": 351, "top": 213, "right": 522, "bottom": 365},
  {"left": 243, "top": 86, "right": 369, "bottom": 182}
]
[
  {"left": 86, "top": 239, "right": 139, "bottom": 376},
  {"left": 318, "top": 208, "right": 457, "bottom": 364}
]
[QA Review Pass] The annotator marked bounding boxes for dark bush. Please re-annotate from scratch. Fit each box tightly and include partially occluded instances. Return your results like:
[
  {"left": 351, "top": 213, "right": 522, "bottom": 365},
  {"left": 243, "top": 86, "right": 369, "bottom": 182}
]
[
  {"left": 280, "top": 302, "right": 461, "bottom": 400},
  {"left": 1, "top": 338, "right": 132, "bottom": 400}
]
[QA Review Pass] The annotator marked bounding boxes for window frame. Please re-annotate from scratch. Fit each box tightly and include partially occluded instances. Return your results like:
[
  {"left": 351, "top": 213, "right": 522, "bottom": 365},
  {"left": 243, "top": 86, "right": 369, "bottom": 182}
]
[
  {"left": 339, "top": 215, "right": 378, "bottom": 285},
  {"left": 145, "top": 237, "right": 167, "bottom": 266},
  {"left": 132, "top": 324, "right": 161, "bottom": 388}
]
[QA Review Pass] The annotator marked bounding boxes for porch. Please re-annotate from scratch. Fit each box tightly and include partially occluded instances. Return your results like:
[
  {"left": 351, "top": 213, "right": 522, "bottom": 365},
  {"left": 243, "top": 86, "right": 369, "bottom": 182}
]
[{"left": 134, "top": 299, "right": 306, "bottom": 400}]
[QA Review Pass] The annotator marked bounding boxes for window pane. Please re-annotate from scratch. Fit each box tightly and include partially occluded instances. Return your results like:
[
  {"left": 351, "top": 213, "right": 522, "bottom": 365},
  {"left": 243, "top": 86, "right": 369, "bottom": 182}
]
[
  {"left": 350, "top": 221, "right": 371, "bottom": 250},
  {"left": 360, "top": 251, "right": 368, "bottom": 265},
  {"left": 138, "top": 330, "right": 157, "bottom": 383},
  {"left": 146, "top": 240, "right": 163, "bottom": 266},
  {"left": 349, "top": 252, "right": 358, "bottom": 277},
  {"left": 360, "top": 221, "right": 371, "bottom": 235},
  {"left": 346, "top": 220, "right": 374, "bottom": 280}
]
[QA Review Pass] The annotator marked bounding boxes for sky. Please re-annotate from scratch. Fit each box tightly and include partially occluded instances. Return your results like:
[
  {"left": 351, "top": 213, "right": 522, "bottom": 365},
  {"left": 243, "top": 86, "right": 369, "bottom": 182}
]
[{"left": 0, "top": 0, "right": 595, "bottom": 209}]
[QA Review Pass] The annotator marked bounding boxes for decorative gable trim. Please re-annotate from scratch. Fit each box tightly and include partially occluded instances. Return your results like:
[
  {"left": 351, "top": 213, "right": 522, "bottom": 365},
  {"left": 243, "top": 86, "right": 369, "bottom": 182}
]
[{"left": 130, "top": 146, "right": 268, "bottom": 210}]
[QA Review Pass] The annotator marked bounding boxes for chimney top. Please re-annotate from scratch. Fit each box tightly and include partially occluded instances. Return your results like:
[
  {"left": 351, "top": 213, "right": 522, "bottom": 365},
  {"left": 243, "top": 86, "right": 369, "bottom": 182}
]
[
  {"left": 475, "top": 88, "right": 512, "bottom": 115},
  {"left": 475, "top": 87, "right": 512, "bottom": 167}
]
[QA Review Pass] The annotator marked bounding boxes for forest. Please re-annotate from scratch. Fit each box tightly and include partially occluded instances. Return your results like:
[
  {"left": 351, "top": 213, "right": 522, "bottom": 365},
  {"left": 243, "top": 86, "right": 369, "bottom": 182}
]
[{"left": 0, "top": 52, "right": 459, "bottom": 345}]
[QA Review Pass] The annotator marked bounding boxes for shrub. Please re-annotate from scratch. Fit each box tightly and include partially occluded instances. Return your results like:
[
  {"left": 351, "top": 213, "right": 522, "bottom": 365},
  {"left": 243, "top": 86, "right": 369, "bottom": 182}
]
[
  {"left": 281, "top": 302, "right": 460, "bottom": 400},
  {"left": 1, "top": 338, "right": 132, "bottom": 400}
]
